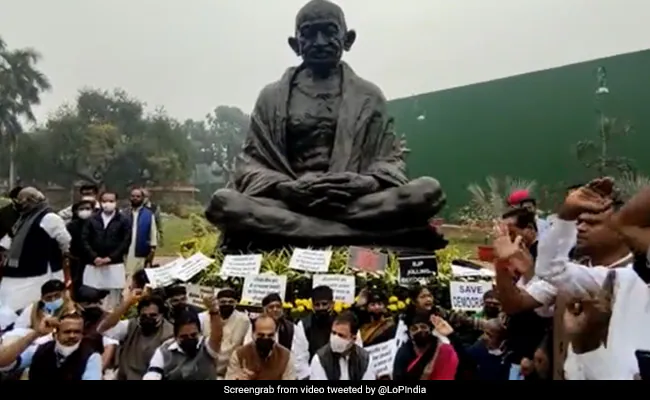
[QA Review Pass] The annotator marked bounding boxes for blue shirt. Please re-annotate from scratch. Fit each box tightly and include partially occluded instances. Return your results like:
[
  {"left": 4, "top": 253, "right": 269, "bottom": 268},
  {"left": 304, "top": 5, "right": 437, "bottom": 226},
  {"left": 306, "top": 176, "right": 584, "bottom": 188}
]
[{"left": 0, "top": 344, "right": 103, "bottom": 380}]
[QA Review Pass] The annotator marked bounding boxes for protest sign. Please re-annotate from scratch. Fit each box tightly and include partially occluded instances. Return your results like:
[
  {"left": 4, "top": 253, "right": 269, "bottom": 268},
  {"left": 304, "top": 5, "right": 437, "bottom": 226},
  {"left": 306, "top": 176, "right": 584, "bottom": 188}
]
[
  {"left": 449, "top": 281, "right": 493, "bottom": 311},
  {"left": 184, "top": 284, "right": 218, "bottom": 309},
  {"left": 397, "top": 255, "right": 437, "bottom": 285},
  {"left": 175, "top": 252, "right": 215, "bottom": 282},
  {"left": 364, "top": 339, "right": 397, "bottom": 377},
  {"left": 241, "top": 274, "right": 287, "bottom": 305},
  {"left": 289, "top": 248, "right": 332, "bottom": 273},
  {"left": 144, "top": 258, "right": 185, "bottom": 288},
  {"left": 312, "top": 274, "right": 355, "bottom": 304},
  {"left": 220, "top": 254, "right": 262, "bottom": 278},
  {"left": 347, "top": 246, "right": 388, "bottom": 273},
  {"left": 451, "top": 262, "right": 495, "bottom": 278}
]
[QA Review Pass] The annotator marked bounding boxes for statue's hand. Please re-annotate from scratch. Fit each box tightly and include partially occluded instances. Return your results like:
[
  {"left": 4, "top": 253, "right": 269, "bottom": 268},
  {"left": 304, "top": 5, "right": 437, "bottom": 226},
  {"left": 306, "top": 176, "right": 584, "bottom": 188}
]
[
  {"left": 277, "top": 180, "right": 313, "bottom": 202},
  {"left": 311, "top": 173, "right": 380, "bottom": 197}
]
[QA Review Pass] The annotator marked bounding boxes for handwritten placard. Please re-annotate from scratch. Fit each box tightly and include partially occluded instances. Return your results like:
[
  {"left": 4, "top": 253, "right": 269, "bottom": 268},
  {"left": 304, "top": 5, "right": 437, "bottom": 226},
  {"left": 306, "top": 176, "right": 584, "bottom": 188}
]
[
  {"left": 364, "top": 339, "right": 397, "bottom": 377},
  {"left": 449, "top": 281, "right": 493, "bottom": 312},
  {"left": 312, "top": 274, "right": 355, "bottom": 304},
  {"left": 398, "top": 255, "right": 437, "bottom": 285},
  {"left": 184, "top": 284, "right": 218, "bottom": 309},
  {"left": 144, "top": 258, "right": 184, "bottom": 288},
  {"left": 175, "top": 252, "right": 215, "bottom": 282},
  {"left": 347, "top": 246, "right": 388, "bottom": 273},
  {"left": 451, "top": 262, "right": 495, "bottom": 278},
  {"left": 289, "top": 248, "right": 332, "bottom": 273},
  {"left": 241, "top": 274, "right": 287, "bottom": 305},
  {"left": 220, "top": 254, "right": 262, "bottom": 278}
]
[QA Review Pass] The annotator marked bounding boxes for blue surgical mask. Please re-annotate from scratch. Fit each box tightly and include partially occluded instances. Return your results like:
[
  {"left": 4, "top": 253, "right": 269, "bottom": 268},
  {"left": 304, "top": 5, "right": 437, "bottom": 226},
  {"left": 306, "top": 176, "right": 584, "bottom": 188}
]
[{"left": 43, "top": 298, "right": 63, "bottom": 314}]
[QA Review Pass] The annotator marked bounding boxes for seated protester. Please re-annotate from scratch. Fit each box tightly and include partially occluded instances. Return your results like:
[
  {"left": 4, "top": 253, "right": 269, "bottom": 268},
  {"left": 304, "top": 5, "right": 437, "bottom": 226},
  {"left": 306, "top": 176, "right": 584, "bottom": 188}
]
[
  {"left": 75, "top": 285, "right": 117, "bottom": 372},
  {"left": 354, "top": 288, "right": 398, "bottom": 347},
  {"left": 464, "top": 318, "right": 509, "bottom": 380},
  {"left": 226, "top": 315, "right": 295, "bottom": 380},
  {"left": 244, "top": 293, "right": 296, "bottom": 351},
  {"left": 143, "top": 298, "right": 223, "bottom": 380},
  {"left": 164, "top": 284, "right": 204, "bottom": 323},
  {"left": 393, "top": 312, "right": 458, "bottom": 381},
  {"left": 0, "top": 316, "right": 57, "bottom": 374},
  {"left": 3, "top": 312, "right": 103, "bottom": 380},
  {"left": 201, "top": 288, "right": 250, "bottom": 379},
  {"left": 97, "top": 289, "right": 173, "bottom": 380},
  {"left": 310, "top": 311, "right": 375, "bottom": 381},
  {"left": 396, "top": 285, "right": 448, "bottom": 348},
  {"left": 66, "top": 199, "right": 94, "bottom": 295},
  {"left": 14, "top": 279, "right": 70, "bottom": 330}
]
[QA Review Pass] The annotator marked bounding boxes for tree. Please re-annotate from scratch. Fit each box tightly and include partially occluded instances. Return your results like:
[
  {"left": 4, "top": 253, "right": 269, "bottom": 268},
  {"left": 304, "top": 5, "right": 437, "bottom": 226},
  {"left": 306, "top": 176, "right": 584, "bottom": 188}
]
[
  {"left": 575, "top": 67, "right": 634, "bottom": 177},
  {"left": 0, "top": 36, "right": 51, "bottom": 188}
]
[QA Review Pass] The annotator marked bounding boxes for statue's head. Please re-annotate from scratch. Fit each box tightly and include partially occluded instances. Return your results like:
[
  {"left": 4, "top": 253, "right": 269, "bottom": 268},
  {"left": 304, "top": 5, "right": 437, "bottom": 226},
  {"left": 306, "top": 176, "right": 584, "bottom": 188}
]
[{"left": 288, "top": 0, "right": 356, "bottom": 71}]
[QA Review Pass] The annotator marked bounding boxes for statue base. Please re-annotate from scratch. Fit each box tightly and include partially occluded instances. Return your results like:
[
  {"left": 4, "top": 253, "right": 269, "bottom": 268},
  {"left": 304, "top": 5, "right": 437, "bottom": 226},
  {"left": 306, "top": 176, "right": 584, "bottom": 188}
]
[{"left": 217, "top": 226, "right": 448, "bottom": 255}]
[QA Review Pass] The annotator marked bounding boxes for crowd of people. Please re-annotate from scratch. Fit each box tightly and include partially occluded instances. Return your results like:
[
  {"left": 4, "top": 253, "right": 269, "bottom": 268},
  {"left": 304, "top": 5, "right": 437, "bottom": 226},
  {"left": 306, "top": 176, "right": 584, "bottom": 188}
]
[{"left": 0, "top": 177, "right": 648, "bottom": 381}]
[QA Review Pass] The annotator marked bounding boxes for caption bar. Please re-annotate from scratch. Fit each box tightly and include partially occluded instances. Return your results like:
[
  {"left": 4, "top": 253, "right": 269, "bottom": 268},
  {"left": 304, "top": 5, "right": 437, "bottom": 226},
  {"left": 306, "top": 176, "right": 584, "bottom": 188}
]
[{"left": 224, "top": 385, "right": 427, "bottom": 395}]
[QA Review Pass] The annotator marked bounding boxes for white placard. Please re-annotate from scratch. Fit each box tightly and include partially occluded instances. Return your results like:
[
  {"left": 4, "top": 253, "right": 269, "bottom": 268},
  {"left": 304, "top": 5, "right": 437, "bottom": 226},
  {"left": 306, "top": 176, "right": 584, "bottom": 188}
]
[
  {"left": 144, "top": 258, "right": 184, "bottom": 288},
  {"left": 83, "top": 263, "right": 126, "bottom": 290},
  {"left": 241, "top": 274, "right": 287, "bottom": 305},
  {"left": 289, "top": 248, "right": 332, "bottom": 273},
  {"left": 451, "top": 263, "right": 495, "bottom": 278},
  {"left": 449, "top": 281, "right": 493, "bottom": 312},
  {"left": 184, "top": 284, "right": 218, "bottom": 309},
  {"left": 220, "top": 254, "right": 262, "bottom": 278},
  {"left": 312, "top": 274, "right": 355, "bottom": 304},
  {"left": 364, "top": 339, "right": 397, "bottom": 378},
  {"left": 175, "top": 252, "right": 215, "bottom": 282}
]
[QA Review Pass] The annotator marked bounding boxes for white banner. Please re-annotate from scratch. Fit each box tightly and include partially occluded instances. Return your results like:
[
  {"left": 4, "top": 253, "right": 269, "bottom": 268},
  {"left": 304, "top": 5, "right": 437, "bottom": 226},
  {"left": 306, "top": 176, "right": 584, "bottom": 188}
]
[
  {"left": 449, "top": 281, "right": 493, "bottom": 311},
  {"left": 312, "top": 274, "right": 355, "bottom": 304}
]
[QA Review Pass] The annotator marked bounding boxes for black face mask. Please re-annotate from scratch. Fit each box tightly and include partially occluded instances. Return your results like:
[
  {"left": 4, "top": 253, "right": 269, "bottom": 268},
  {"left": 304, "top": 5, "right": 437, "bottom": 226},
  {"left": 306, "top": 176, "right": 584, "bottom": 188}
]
[
  {"left": 82, "top": 307, "right": 104, "bottom": 326},
  {"left": 139, "top": 316, "right": 160, "bottom": 336},
  {"left": 255, "top": 338, "right": 275, "bottom": 359},
  {"left": 314, "top": 309, "right": 331, "bottom": 323},
  {"left": 484, "top": 307, "right": 500, "bottom": 319},
  {"left": 179, "top": 338, "right": 200, "bottom": 357},
  {"left": 219, "top": 305, "right": 235, "bottom": 319},
  {"left": 412, "top": 331, "right": 432, "bottom": 347}
]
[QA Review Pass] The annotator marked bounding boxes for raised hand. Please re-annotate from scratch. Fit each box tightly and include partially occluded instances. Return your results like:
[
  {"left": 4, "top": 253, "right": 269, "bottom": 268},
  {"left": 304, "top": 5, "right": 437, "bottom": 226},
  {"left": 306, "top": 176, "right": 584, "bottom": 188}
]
[
  {"left": 492, "top": 222, "right": 522, "bottom": 261},
  {"left": 124, "top": 288, "right": 144, "bottom": 306},
  {"left": 431, "top": 315, "right": 454, "bottom": 337},
  {"left": 202, "top": 295, "right": 219, "bottom": 314},
  {"left": 559, "top": 178, "right": 614, "bottom": 220},
  {"left": 36, "top": 316, "right": 59, "bottom": 336}
]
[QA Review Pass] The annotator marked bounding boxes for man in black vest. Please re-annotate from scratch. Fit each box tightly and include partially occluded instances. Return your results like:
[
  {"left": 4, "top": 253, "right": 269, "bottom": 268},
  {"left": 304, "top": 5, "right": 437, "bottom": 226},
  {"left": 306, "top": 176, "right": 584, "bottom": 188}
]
[
  {"left": 309, "top": 311, "right": 375, "bottom": 380},
  {"left": 0, "top": 187, "right": 71, "bottom": 312}
]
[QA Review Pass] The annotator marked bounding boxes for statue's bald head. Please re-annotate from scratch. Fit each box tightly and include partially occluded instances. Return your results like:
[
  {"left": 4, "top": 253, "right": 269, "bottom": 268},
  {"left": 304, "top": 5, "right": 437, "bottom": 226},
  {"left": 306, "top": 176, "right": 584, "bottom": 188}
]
[{"left": 289, "top": 0, "right": 356, "bottom": 71}]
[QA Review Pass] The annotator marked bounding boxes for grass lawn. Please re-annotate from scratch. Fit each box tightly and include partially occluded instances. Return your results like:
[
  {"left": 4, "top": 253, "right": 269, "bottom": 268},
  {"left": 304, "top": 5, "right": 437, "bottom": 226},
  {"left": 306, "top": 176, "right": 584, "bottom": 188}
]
[{"left": 159, "top": 216, "right": 488, "bottom": 259}]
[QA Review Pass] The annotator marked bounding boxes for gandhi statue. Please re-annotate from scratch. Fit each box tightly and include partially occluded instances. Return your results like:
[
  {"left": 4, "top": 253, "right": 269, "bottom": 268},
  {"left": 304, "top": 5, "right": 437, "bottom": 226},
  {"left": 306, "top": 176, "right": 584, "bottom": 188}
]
[{"left": 206, "top": 0, "right": 446, "bottom": 251}]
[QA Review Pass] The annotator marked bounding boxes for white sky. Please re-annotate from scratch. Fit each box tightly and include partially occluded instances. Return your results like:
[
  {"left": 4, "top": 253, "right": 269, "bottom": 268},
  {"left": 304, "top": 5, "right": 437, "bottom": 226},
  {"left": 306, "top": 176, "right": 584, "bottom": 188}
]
[{"left": 0, "top": 0, "right": 648, "bottom": 122}]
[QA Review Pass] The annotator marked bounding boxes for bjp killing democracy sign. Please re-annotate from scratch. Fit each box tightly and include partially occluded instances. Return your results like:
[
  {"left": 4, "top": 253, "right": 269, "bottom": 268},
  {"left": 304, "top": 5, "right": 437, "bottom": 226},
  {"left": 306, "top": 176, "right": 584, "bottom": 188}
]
[{"left": 397, "top": 255, "right": 438, "bottom": 285}]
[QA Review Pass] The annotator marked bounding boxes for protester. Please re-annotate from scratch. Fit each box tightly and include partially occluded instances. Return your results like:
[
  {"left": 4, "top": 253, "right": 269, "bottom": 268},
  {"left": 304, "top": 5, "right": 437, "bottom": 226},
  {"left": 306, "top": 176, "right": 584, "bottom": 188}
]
[
  {"left": 392, "top": 312, "right": 459, "bottom": 380},
  {"left": 0, "top": 315, "right": 57, "bottom": 370},
  {"left": 14, "top": 279, "right": 69, "bottom": 329},
  {"left": 66, "top": 199, "right": 94, "bottom": 295},
  {"left": 81, "top": 191, "right": 131, "bottom": 310},
  {"left": 478, "top": 290, "right": 501, "bottom": 319},
  {"left": 355, "top": 288, "right": 398, "bottom": 347},
  {"left": 464, "top": 318, "right": 509, "bottom": 380},
  {"left": 0, "top": 187, "right": 71, "bottom": 312},
  {"left": 506, "top": 189, "right": 550, "bottom": 237},
  {"left": 143, "top": 296, "right": 222, "bottom": 380},
  {"left": 125, "top": 188, "right": 157, "bottom": 276},
  {"left": 226, "top": 315, "right": 296, "bottom": 380},
  {"left": 58, "top": 183, "right": 100, "bottom": 224},
  {"left": 396, "top": 285, "right": 450, "bottom": 347},
  {"left": 98, "top": 289, "right": 173, "bottom": 380},
  {"left": 164, "top": 284, "right": 204, "bottom": 323},
  {"left": 142, "top": 189, "right": 163, "bottom": 248},
  {"left": 310, "top": 311, "right": 375, "bottom": 380},
  {"left": 244, "top": 293, "right": 296, "bottom": 351}
]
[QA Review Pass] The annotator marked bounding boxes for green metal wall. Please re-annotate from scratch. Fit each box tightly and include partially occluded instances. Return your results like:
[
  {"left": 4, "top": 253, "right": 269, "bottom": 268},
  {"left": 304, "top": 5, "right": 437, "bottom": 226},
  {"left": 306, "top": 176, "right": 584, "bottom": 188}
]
[{"left": 387, "top": 49, "right": 650, "bottom": 217}]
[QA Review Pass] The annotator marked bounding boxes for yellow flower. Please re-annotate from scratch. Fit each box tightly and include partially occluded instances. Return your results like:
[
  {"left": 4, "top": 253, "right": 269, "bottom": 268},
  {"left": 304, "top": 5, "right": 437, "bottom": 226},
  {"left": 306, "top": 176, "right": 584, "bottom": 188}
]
[
  {"left": 304, "top": 299, "right": 313, "bottom": 311},
  {"left": 296, "top": 305, "right": 305, "bottom": 312},
  {"left": 354, "top": 295, "right": 360, "bottom": 303},
  {"left": 387, "top": 304, "right": 398, "bottom": 312},
  {"left": 239, "top": 299, "right": 250, "bottom": 306},
  {"left": 342, "top": 303, "right": 351, "bottom": 309},
  {"left": 283, "top": 302, "right": 293, "bottom": 309},
  {"left": 405, "top": 298, "right": 411, "bottom": 305},
  {"left": 397, "top": 301, "right": 406, "bottom": 310},
  {"left": 333, "top": 302, "right": 343, "bottom": 313},
  {"left": 389, "top": 296, "right": 398, "bottom": 304}
]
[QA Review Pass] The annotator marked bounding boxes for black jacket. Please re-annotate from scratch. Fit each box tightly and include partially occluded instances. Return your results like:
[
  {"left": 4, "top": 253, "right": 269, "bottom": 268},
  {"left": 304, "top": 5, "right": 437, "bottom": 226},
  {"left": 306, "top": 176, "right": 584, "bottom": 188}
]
[
  {"left": 0, "top": 204, "right": 18, "bottom": 240},
  {"left": 81, "top": 212, "right": 131, "bottom": 264}
]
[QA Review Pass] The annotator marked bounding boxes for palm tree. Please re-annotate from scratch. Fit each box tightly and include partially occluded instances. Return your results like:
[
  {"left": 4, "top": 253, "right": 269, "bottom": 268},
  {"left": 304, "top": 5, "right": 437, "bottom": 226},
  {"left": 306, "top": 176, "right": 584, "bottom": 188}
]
[
  {"left": 0, "top": 36, "right": 51, "bottom": 188},
  {"left": 466, "top": 176, "right": 537, "bottom": 226},
  {"left": 618, "top": 172, "right": 650, "bottom": 201}
]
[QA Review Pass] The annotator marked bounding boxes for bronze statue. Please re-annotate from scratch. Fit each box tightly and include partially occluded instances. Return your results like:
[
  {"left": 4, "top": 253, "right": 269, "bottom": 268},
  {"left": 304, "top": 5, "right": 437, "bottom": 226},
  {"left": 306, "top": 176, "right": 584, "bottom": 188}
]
[{"left": 206, "top": 0, "right": 446, "bottom": 252}]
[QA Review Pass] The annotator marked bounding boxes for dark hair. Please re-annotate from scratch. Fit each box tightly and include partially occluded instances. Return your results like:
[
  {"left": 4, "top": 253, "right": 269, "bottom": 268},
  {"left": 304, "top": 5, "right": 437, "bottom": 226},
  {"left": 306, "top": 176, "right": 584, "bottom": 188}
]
[
  {"left": 131, "top": 269, "right": 149, "bottom": 290},
  {"left": 8, "top": 186, "right": 23, "bottom": 200},
  {"left": 59, "top": 311, "right": 84, "bottom": 323},
  {"left": 41, "top": 279, "right": 65, "bottom": 296},
  {"left": 99, "top": 191, "right": 117, "bottom": 201},
  {"left": 79, "top": 183, "right": 99, "bottom": 194},
  {"left": 173, "top": 309, "right": 201, "bottom": 336},
  {"left": 483, "top": 289, "right": 496, "bottom": 300},
  {"left": 137, "top": 295, "right": 166, "bottom": 315},
  {"left": 311, "top": 285, "right": 334, "bottom": 302},
  {"left": 333, "top": 311, "right": 359, "bottom": 335},
  {"left": 252, "top": 314, "right": 277, "bottom": 332},
  {"left": 71, "top": 199, "right": 94, "bottom": 214},
  {"left": 502, "top": 208, "right": 537, "bottom": 232}
]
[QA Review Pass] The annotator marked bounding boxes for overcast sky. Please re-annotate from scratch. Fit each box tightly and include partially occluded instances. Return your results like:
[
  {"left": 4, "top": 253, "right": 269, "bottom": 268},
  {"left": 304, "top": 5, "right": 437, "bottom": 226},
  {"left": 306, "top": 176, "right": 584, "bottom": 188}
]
[{"left": 1, "top": 0, "right": 648, "bottom": 122}]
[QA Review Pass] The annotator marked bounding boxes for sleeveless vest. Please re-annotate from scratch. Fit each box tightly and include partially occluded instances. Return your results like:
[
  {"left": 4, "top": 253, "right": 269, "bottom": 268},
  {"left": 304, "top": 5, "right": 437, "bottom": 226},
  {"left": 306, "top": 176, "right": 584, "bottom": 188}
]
[
  {"left": 28, "top": 339, "right": 94, "bottom": 381},
  {"left": 157, "top": 338, "right": 217, "bottom": 380},
  {"left": 316, "top": 344, "right": 370, "bottom": 381}
]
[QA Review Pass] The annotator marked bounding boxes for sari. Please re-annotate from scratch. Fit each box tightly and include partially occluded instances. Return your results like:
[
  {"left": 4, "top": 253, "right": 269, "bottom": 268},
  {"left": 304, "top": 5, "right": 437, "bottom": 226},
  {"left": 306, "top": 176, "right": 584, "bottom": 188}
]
[
  {"left": 393, "top": 339, "right": 458, "bottom": 381},
  {"left": 360, "top": 317, "right": 397, "bottom": 346}
]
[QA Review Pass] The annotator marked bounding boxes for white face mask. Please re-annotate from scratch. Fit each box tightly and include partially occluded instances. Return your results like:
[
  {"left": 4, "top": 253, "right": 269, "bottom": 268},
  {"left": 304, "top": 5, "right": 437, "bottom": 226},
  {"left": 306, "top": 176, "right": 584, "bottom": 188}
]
[
  {"left": 330, "top": 334, "right": 352, "bottom": 354},
  {"left": 55, "top": 340, "right": 80, "bottom": 357},
  {"left": 77, "top": 210, "right": 92, "bottom": 220},
  {"left": 101, "top": 202, "right": 116, "bottom": 213}
]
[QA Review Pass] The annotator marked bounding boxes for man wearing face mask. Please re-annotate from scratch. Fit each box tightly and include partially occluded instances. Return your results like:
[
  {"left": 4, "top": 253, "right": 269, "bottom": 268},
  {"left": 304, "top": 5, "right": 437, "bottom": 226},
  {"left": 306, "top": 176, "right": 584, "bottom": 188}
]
[
  {"left": 164, "top": 284, "right": 205, "bottom": 324},
  {"left": 243, "top": 293, "right": 296, "bottom": 351},
  {"left": 0, "top": 187, "right": 71, "bottom": 312},
  {"left": 310, "top": 311, "right": 375, "bottom": 380},
  {"left": 81, "top": 191, "right": 131, "bottom": 310},
  {"left": 14, "top": 279, "right": 69, "bottom": 330},
  {"left": 198, "top": 288, "right": 250, "bottom": 379},
  {"left": 226, "top": 315, "right": 296, "bottom": 380},
  {"left": 125, "top": 188, "right": 157, "bottom": 276},
  {"left": 143, "top": 297, "right": 223, "bottom": 380},
  {"left": 98, "top": 288, "right": 173, "bottom": 380},
  {"left": 66, "top": 200, "right": 95, "bottom": 295},
  {"left": 58, "top": 183, "right": 100, "bottom": 224}
]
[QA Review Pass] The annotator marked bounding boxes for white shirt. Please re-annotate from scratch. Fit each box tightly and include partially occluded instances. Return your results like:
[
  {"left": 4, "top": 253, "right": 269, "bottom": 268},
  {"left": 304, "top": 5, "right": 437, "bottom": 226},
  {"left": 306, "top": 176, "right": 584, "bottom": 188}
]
[
  {"left": 142, "top": 337, "right": 218, "bottom": 380},
  {"left": 516, "top": 276, "right": 557, "bottom": 318},
  {"left": 0, "top": 213, "right": 70, "bottom": 254},
  {"left": 309, "top": 350, "right": 376, "bottom": 380},
  {"left": 101, "top": 212, "right": 115, "bottom": 229}
]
